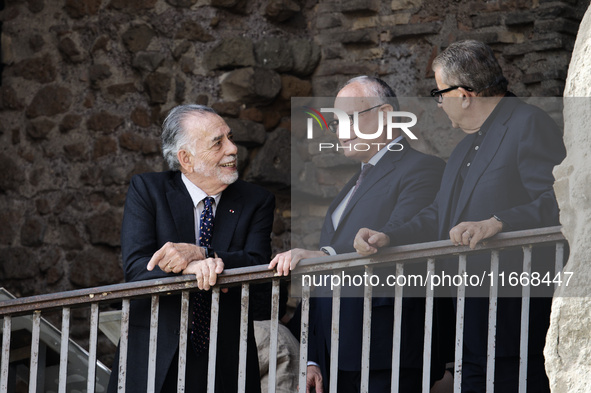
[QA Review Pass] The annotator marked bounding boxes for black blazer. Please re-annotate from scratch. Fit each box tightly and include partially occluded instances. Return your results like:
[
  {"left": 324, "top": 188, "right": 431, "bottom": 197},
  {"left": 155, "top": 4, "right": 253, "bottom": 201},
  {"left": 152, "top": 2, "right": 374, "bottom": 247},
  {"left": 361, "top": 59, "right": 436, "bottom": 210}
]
[
  {"left": 309, "top": 142, "right": 445, "bottom": 375},
  {"left": 383, "top": 96, "right": 566, "bottom": 358},
  {"left": 108, "top": 171, "right": 275, "bottom": 393}
]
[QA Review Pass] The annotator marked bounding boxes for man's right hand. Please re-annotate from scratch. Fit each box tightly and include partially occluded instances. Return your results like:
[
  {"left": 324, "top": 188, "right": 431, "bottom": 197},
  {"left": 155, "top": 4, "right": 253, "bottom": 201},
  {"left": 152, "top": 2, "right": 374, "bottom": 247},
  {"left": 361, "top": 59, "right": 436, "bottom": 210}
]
[
  {"left": 306, "top": 365, "right": 324, "bottom": 393},
  {"left": 353, "top": 228, "right": 390, "bottom": 256},
  {"left": 146, "top": 242, "right": 206, "bottom": 273}
]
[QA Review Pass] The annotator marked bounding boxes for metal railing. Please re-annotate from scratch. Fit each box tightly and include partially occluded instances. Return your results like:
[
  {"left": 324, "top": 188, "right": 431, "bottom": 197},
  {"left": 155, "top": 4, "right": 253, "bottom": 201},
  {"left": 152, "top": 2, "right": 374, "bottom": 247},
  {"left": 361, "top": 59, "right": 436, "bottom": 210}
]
[{"left": 0, "top": 226, "right": 566, "bottom": 393}]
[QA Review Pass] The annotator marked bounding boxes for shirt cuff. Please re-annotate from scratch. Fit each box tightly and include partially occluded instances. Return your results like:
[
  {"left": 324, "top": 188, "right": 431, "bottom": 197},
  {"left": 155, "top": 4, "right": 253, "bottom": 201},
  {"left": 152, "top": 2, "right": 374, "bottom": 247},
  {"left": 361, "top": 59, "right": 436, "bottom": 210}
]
[
  {"left": 320, "top": 246, "right": 336, "bottom": 256},
  {"left": 307, "top": 361, "right": 320, "bottom": 368}
]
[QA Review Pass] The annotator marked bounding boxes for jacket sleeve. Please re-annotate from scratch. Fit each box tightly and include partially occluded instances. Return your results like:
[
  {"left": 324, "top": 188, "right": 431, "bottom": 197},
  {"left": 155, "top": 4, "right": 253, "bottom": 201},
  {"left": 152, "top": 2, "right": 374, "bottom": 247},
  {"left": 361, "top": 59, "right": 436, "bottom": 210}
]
[
  {"left": 493, "top": 107, "right": 565, "bottom": 230},
  {"left": 121, "top": 174, "right": 171, "bottom": 283}
]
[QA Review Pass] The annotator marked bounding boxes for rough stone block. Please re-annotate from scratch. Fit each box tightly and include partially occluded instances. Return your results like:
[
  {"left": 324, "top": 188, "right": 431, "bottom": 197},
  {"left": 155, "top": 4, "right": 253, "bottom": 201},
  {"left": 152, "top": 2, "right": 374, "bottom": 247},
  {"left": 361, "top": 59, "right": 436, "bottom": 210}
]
[
  {"left": 144, "top": 72, "right": 172, "bottom": 104},
  {"left": 93, "top": 136, "right": 118, "bottom": 159},
  {"left": 391, "top": 0, "right": 422, "bottom": 11},
  {"left": 20, "top": 216, "right": 46, "bottom": 247},
  {"left": 316, "top": 13, "right": 342, "bottom": 29},
  {"left": 224, "top": 117, "right": 266, "bottom": 146},
  {"left": 70, "top": 248, "right": 123, "bottom": 286},
  {"left": 289, "top": 39, "right": 321, "bottom": 75},
  {"left": 535, "top": 18, "right": 580, "bottom": 36},
  {"left": 174, "top": 20, "right": 214, "bottom": 42},
  {"left": 119, "top": 131, "right": 144, "bottom": 151},
  {"left": 352, "top": 16, "right": 378, "bottom": 30},
  {"left": 503, "top": 36, "right": 565, "bottom": 57},
  {"left": 4, "top": 248, "right": 38, "bottom": 279},
  {"left": 255, "top": 37, "right": 293, "bottom": 72},
  {"left": 389, "top": 22, "right": 441, "bottom": 39},
  {"left": 333, "top": 29, "right": 379, "bottom": 45},
  {"left": 106, "top": 83, "right": 137, "bottom": 98},
  {"left": 27, "top": 119, "right": 55, "bottom": 140},
  {"left": 471, "top": 13, "right": 503, "bottom": 29},
  {"left": 204, "top": 37, "right": 256, "bottom": 71},
  {"left": 89, "top": 64, "right": 112, "bottom": 88},
  {"left": 0, "top": 86, "right": 24, "bottom": 110},
  {"left": 280, "top": 75, "right": 312, "bottom": 100},
  {"left": 58, "top": 36, "right": 85, "bottom": 63},
  {"left": 172, "top": 41, "right": 192, "bottom": 60},
  {"left": 339, "top": 0, "right": 380, "bottom": 14},
  {"left": 64, "top": 0, "right": 101, "bottom": 18},
  {"left": 122, "top": 24, "right": 156, "bottom": 53},
  {"left": 505, "top": 10, "right": 536, "bottom": 26},
  {"left": 212, "top": 101, "right": 242, "bottom": 117},
  {"left": 108, "top": 0, "right": 157, "bottom": 12},
  {"left": 131, "top": 106, "right": 152, "bottom": 127},
  {"left": 132, "top": 51, "right": 165, "bottom": 72},
  {"left": 63, "top": 142, "right": 88, "bottom": 161},
  {"left": 210, "top": 0, "right": 247, "bottom": 13},
  {"left": 0, "top": 153, "right": 22, "bottom": 192},
  {"left": 26, "top": 85, "right": 72, "bottom": 118},
  {"left": 244, "top": 128, "right": 290, "bottom": 187},
  {"left": 265, "top": 0, "right": 301, "bottom": 23},
  {"left": 220, "top": 67, "right": 281, "bottom": 104},
  {"left": 12, "top": 54, "right": 56, "bottom": 84},
  {"left": 87, "top": 111, "right": 123, "bottom": 133},
  {"left": 166, "top": 0, "right": 198, "bottom": 7}
]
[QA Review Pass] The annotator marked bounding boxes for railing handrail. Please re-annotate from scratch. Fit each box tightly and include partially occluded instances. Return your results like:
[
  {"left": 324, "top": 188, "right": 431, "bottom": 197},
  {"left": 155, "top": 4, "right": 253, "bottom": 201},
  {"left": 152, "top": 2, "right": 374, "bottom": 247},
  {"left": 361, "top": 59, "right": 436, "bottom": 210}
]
[{"left": 0, "top": 226, "right": 564, "bottom": 317}]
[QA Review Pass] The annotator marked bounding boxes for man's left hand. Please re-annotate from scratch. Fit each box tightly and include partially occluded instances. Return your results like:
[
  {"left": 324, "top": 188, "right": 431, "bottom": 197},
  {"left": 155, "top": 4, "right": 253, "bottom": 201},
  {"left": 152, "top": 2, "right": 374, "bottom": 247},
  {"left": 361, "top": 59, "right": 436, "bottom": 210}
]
[
  {"left": 183, "top": 258, "right": 225, "bottom": 291},
  {"left": 269, "top": 249, "right": 326, "bottom": 276},
  {"left": 449, "top": 217, "right": 503, "bottom": 249}
]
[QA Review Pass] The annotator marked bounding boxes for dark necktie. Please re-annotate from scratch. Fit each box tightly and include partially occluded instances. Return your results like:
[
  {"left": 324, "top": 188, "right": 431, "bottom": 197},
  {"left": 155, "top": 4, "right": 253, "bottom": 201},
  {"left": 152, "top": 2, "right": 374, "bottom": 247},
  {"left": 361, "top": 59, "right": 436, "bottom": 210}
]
[
  {"left": 345, "top": 163, "right": 373, "bottom": 209},
  {"left": 190, "top": 196, "right": 214, "bottom": 356}
]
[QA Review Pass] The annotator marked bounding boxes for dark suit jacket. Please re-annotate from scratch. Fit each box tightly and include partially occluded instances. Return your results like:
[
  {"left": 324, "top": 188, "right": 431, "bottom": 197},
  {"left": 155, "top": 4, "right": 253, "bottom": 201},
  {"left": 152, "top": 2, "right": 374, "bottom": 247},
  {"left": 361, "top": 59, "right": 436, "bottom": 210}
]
[
  {"left": 108, "top": 171, "right": 275, "bottom": 393},
  {"left": 383, "top": 95, "right": 566, "bottom": 359},
  {"left": 308, "top": 141, "right": 445, "bottom": 378}
]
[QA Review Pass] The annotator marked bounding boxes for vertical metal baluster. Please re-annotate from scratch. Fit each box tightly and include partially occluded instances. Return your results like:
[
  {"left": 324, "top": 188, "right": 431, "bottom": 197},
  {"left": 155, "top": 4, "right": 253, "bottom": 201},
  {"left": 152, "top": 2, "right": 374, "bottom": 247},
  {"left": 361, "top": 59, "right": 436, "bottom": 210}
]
[
  {"left": 29, "top": 311, "right": 41, "bottom": 393},
  {"left": 486, "top": 251, "right": 499, "bottom": 393},
  {"left": 147, "top": 295, "right": 159, "bottom": 393},
  {"left": 329, "top": 280, "right": 341, "bottom": 393},
  {"left": 118, "top": 299, "right": 130, "bottom": 393},
  {"left": 454, "top": 255, "right": 467, "bottom": 393},
  {"left": 268, "top": 279, "right": 280, "bottom": 393},
  {"left": 519, "top": 246, "right": 532, "bottom": 393},
  {"left": 58, "top": 308, "right": 70, "bottom": 393},
  {"left": 87, "top": 303, "right": 99, "bottom": 393},
  {"left": 360, "top": 266, "right": 373, "bottom": 393},
  {"left": 298, "top": 284, "right": 311, "bottom": 393},
  {"left": 391, "top": 263, "right": 404, "bottom": 393},
  {"left": 1, "top": 316, "right": 11, "bottom": 393},
  {"left": 422, "top": 259, "right": 435, "bottom": 393},
  {"left": 207, "top": 287, "right": 221, "bottom": 393},
  {"left": 237, "top": 283, "right": 250, "bottom": 392},
  {"left": 177, "top": 291, "right": 190, "bottom": 392},
  {"left": 555, "top": 242, "right": 565, "bottom": 291}
]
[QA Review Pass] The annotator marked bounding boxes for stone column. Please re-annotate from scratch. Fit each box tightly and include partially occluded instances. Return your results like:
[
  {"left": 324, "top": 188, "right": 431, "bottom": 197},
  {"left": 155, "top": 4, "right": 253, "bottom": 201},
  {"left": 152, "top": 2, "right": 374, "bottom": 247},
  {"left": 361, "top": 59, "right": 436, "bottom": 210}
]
[{"left": 544, "top": 4, "right": 591, "bottom": 392}]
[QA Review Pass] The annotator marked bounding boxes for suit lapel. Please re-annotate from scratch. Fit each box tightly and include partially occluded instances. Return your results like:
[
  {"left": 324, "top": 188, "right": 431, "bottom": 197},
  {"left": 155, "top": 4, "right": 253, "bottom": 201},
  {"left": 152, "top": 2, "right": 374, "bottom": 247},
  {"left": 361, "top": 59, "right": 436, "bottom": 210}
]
[
  {"left": 339, "top": 147, "right": 407, "bottom": 226},
  {"left": 212, "top": 183, "right": 242, "bottom": 252},
  {"left": 451, "top": 104, "right": 512, "bottom": 225},
  {"left": 167, "top": 173, "right": 196, "bottom": 244}
]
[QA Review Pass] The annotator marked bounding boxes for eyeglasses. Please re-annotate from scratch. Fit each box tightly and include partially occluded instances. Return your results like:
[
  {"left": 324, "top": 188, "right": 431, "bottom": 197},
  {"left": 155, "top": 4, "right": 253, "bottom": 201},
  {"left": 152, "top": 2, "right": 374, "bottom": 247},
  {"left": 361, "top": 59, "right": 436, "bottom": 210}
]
[
  {"left": 327, "top": 105, "right": 383, "bottom": 133},
  {"left": 430, "top": 86, "right": 474, "bottom": 104}
]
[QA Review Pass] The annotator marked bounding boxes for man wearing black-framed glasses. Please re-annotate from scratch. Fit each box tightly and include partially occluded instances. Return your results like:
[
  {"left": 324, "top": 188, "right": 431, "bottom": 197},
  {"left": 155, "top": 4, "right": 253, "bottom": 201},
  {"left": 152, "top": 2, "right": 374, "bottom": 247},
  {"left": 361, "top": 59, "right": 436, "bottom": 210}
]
[
  {"left": 355, "top": 40, "right": 565, "bottom": 392},
  {"left": 270, "top": 76, "right": 446, "bottom": 392}
]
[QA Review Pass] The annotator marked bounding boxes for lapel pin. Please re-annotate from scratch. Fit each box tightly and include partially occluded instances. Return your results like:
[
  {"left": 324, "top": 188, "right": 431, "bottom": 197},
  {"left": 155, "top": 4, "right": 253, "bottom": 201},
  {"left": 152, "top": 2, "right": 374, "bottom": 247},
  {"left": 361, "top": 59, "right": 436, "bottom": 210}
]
[{"left": 229, "top": 209, "right": 235, "bottom": 213}]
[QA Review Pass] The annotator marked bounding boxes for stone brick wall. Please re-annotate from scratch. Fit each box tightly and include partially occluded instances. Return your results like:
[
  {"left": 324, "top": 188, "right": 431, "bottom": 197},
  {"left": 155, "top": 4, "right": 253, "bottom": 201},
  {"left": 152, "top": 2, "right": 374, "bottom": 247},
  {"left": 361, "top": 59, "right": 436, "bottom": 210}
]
[{"left": 0, "top": 0, "right": 587, "bottom": 364}]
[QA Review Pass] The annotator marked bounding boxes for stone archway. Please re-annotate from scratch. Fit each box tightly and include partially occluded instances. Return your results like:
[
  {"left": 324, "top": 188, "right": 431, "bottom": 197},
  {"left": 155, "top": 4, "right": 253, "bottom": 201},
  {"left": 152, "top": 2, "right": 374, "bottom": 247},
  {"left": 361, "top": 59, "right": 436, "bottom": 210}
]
[{"left": 544, "top": 4, "right": 591, "bottom": 392}]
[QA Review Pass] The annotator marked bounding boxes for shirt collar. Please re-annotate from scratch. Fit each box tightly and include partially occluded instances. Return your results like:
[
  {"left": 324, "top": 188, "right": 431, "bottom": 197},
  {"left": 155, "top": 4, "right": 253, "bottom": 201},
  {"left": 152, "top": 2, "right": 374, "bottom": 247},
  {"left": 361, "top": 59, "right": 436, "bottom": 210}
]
[
  {"left": 181, "top": 173, "right": 222, "bottom": 208},
  {"left": 366, "top": 135, "right": 405, "bottom": 167}
]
